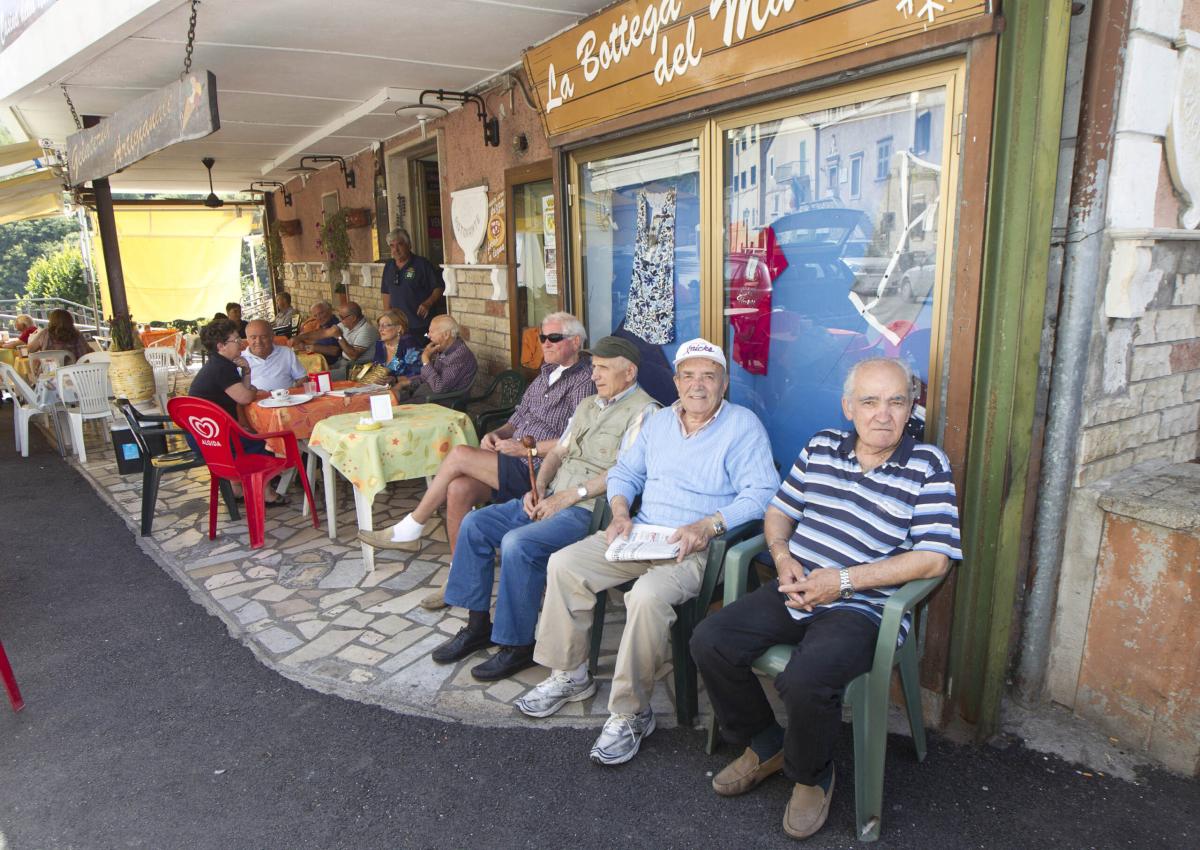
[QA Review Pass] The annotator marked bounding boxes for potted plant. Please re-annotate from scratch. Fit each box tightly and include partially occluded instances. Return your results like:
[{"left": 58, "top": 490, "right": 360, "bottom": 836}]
[
  {"left": 317, "top": 208, "right": 354, "bottom": 290},
  {"left": 277, "top": 218, "right": 302, "bottom": 237},
  {"left": 344, "top": 207, "right": 371, "bottom": 228},
  {"left": 107, "top": 313, "right": 156, "bottom": 404}
]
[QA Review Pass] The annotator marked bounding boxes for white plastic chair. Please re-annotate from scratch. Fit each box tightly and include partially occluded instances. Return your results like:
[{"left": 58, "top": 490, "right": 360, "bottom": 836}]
[
  {"left": 78, "top": 351, "right": 111, "bottom": 365},
  {"left": 29, "top": 350, "right": 71, "bottom": 377},
  {"left": 56, "top": 362, "right": 113, "bottom": 464},
  {"left": 145, "top": 346, "right": 185, "bottom": 397},
  {"left": 0, "top": 363, "right": 53, "bottom": 458}
]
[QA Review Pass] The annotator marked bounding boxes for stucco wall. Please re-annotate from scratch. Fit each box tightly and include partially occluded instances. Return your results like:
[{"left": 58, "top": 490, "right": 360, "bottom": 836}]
[
  {"left": 273, "top": 73, "right": 550, "bottom": 378},
  {"left": 1048, "top": 3, "right": 1200, "bottom": 756}
]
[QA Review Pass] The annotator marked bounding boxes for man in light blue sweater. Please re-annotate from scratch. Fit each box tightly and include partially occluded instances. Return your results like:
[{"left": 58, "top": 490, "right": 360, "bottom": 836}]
[{"left": 516, "top": 338, "right": 779, "bottom": 766}]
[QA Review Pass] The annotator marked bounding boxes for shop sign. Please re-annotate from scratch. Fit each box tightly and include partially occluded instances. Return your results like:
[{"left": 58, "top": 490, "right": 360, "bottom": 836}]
[
  {"left": 66, "top": 70, "right": 219, "bottom": 186},
  {"left": 523, "top": 0, "right": 988, "bottom": 136}
]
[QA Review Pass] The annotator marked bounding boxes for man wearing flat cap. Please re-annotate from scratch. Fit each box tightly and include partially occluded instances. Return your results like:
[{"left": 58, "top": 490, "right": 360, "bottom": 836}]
[
  {"left": 429, "top": 336, "right": 660, "bottom": 682},
  {"left": 516, "top": 338, "right": 779, "bottom": 766}
]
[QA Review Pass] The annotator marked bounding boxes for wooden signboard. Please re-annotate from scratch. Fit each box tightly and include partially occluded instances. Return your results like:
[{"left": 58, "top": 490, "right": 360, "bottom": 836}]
[
  {"left": 66, "top": 70, "right": 219, "bottom": 187},
  {"left": 523, "top": 0, "right": 989, "bottom": 137}
]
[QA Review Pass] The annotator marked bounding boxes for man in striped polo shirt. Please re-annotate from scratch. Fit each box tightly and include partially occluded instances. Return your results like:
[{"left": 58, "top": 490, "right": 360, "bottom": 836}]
[{"left": 690, "top": 356, "right": 962, "bottom": 841}]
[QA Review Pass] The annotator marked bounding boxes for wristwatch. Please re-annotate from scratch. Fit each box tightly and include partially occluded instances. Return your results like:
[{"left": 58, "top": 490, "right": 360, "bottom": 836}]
[
  {"left": 711, "top": 515, "right": 726, "bottom": 537},
  {"left": 576, "top": 485, "right": 588, "bottom": 501},
  {"left": 838, "top": 568, "right": 855, "bottom": 600}
]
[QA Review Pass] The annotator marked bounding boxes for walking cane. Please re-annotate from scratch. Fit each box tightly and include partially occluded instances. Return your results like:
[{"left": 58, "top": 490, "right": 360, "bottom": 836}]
[{"left": 521, "top": 435, "right": 540, "bottom": 506}]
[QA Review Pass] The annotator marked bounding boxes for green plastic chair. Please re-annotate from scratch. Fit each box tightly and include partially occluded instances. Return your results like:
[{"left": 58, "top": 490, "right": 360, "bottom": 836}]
[
  {"left": 706, "top": 533, "right": 944, "bottom": 842},
  {"left": 586, "top": 499, "right": 761, "bottom": 727}
]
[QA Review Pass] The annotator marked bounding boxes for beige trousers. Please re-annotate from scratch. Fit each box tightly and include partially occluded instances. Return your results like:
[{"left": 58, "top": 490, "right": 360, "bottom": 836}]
[{"left": 533, "top": 531, "right": 706, "bottom": 716}]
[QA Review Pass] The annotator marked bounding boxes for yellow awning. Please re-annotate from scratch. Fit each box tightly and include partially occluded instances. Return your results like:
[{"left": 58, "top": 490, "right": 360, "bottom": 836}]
[
  {"left": 92, "top": 207, "right": 255, "bottom": 323},
  {"left": 0, "top": 168, "right": 63, "bottom": 225}
]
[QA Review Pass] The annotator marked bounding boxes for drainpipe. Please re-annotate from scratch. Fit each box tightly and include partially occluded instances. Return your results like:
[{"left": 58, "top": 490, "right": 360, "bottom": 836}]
[{"left": 1015, "top": 0, "right": 1132, "bottom": 703}]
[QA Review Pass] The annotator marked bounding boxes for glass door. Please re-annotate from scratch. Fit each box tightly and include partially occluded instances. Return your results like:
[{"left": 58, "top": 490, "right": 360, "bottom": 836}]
[
  {"left": 572, "top": 130, "right": 706, "bottom": 404},
  {"left": 511, "top": 177, "right": 557, "bottom": 370},
  {"left": 719, "top": 80, "right": 959, "bottom": 465}
]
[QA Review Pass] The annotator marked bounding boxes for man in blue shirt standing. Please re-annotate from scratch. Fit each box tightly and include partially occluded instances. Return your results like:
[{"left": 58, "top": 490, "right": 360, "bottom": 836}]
[
  {"left": 690, "top": 356, "right": 962, "bottom": 841},
  {"left": 515, "top": 338, "right": 779, "bottom": 767},
  {"left": 379, "top": 227, "right": 443, "bottom": 340}
]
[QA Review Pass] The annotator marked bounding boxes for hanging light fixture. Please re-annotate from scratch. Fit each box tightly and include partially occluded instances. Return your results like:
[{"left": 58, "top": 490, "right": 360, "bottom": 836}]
[
  {"left": 417, "top": 89, "right": 500, "bottom": 147},
  {"left": 394, "top": 102, "right": 450, "bottom": 140},
  {"left": 202, "top": 157, "right": 224, "bottom": 208}
]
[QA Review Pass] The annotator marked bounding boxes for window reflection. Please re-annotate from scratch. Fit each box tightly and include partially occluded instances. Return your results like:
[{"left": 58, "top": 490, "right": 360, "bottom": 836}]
[
  {"left": 577, "top": 139, "right": 702, "bottom": 404},
  {"left": 724, "top": 88, "right": 946, "bottom": 465}
]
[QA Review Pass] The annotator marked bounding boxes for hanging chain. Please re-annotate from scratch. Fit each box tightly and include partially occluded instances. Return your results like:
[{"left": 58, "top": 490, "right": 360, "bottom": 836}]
[
  {"left": 61, "top": 85, "right": 82, "bottom": 130},
  {"left": 181, "top": 0, "right": 200, "bottom": 78}
]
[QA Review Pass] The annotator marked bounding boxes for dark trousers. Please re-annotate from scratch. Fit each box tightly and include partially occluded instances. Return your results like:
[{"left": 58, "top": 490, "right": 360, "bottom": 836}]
[{"left": 690, "top": 579, "right": 878, "bottom": 785}]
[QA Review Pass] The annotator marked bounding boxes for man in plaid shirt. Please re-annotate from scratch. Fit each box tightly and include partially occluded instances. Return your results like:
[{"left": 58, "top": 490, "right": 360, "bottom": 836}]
[
  {"left": 361, "top": 311, "right": 595, "bottom": 565},
  {"left": 395, "top": 315, "right": 478, "bottom": 400}
]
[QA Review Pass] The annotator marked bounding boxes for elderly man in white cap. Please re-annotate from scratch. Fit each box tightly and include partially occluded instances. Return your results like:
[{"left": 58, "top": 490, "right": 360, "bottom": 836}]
[{"left": 515, "top": 338, "right": 779, "bottom": 766}]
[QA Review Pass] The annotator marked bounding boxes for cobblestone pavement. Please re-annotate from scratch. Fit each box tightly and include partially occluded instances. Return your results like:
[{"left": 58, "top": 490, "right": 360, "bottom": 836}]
[{"left": 63, "top": 410, "right": 696, "bottom": 730}]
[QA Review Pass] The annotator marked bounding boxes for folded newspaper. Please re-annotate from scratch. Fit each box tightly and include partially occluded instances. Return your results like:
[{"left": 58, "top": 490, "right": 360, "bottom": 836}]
[
  {"left": 328, "top": 384, "right": 390, "bottom": 397},
  {"left": 604, "top": 524, "right": 680, "bottom": 562}
]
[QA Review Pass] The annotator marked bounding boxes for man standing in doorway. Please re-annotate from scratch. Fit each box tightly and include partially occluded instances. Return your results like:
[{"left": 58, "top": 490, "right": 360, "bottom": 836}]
[{"left": 380, "top": 227, "right": 443, "bottom": 340}]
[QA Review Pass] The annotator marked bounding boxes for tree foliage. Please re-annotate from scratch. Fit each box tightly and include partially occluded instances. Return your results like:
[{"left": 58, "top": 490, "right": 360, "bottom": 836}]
[
  {"left": 24, "top": 243, "right": 89, "bottom": 306},
  {"left": 0, "top": 217, "right": 81, "bottom": 301}
]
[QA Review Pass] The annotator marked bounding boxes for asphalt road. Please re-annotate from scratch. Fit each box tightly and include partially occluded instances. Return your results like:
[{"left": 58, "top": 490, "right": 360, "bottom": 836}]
[{"left": 0, "top": 414, "right": 1195, "bottom": 850}]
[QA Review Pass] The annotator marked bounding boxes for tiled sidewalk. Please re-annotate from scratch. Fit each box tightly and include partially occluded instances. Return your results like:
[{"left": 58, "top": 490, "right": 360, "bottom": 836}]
[{"left": 62, "top": 415, "right": 702, "bottom": 729}]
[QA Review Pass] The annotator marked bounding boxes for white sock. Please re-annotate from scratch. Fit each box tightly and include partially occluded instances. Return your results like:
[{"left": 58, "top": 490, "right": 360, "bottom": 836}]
[
  {"left": 389, "top": 513, "right": 425, "bottom": 542},
  {"left": 557, "top": 662, "right": 589, "bottom": 684}
]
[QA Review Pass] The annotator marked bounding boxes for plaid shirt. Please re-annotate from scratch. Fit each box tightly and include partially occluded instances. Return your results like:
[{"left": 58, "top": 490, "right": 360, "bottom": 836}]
[
  {"left": 412, "top": 337, "right": 477, "bottom": 394},
  {"left": 506, "top": 356, "right": 596, "bottom": 443}
]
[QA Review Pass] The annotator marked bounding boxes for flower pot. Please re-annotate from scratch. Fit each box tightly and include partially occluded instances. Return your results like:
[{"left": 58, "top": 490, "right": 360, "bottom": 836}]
[
  {"left": 344, "top": 207, "right": 371, "bottom": 228},
  {"left": 277, "top": 219, "right": 303, "bottom": 237},
  {"left": 109, "top": 349, "right": 156, "bottom": 404}
]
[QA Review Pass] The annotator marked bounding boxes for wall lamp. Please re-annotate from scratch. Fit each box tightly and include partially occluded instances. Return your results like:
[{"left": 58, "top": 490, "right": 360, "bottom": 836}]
[
  {"left": 297, "top": 154, "right": 356, "bottom": 189},
  {"left": 420, "top": 89, "right": 500, "bottom": 147},
  {"left": 249, "top": 180, "right": 293, "bottom": 206}
]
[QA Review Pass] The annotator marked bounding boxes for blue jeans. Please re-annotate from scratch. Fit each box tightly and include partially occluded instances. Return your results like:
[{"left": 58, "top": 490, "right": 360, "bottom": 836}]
[{"left": 444, "top": 497, "right": 593, "bottom": 646}]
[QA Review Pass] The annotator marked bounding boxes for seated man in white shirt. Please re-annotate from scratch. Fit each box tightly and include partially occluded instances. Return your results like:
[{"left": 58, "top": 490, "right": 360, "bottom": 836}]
[
  {"left": 308, "top": 302, "right": 380, "bottom": 381},
  {"left": 243, "top": 320, "right": 308, "bottom": 392}
]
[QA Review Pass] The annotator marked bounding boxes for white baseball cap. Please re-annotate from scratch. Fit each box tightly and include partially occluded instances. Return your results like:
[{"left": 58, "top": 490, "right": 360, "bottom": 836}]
[{"left": 673, "top": 337, "right": 727, "bottom": 370}]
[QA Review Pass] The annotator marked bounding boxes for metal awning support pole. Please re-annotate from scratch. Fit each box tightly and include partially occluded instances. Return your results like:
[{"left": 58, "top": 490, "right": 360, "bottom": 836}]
[
  {"left": 83, "top": 115, "right": 128, "bottom": 319},
  {"left": 1016, "top": 0, "right": 1133, "bottom": 704}
]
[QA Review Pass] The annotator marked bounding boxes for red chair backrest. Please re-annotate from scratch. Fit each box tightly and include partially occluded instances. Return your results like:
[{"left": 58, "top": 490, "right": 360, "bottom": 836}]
[{"left": 167, "top": 396, "right": 247, "bottom": 479}]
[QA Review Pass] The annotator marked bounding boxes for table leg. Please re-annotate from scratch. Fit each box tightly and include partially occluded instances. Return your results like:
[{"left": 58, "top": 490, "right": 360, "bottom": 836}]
[
  {"left": 323, "top": 453, "right": 337, "bottom": 540},
  {"left": 353, "top": 486, "right": 376, "bottom": 574}
]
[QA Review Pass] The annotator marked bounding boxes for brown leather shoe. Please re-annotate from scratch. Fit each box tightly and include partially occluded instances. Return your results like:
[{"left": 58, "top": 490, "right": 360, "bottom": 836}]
[
  {"left": 419, "top": 587, "right": 447, "bottom": 610},
  {"left": 783, "top": 769, "right": 835, "bottom": 840},
  {"left": 712, "top": 746, "right": 784, "bottom": 797}
]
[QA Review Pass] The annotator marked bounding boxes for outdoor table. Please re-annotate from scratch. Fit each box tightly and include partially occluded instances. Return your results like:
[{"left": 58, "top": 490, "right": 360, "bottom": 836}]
[
  {"left": 14, "top": 355, "right": 34, "bottom": 385},
  {"left": 140, "top": 329, "right": 185, "bottom": 355},
  {"left": 295, "top": 351, "right": 326, "bottom": 374},
  {"left": 309, "top": 405, "right": 478, "bottom": 571},
  {"left": 244, "top": 382, "right": 394, "bottom": 456}
]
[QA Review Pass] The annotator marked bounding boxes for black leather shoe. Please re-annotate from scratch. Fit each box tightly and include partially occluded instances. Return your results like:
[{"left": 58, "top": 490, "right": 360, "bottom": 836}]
[
  {"left": 470, "top": 644, "right": 536, "bottom": 681},
  {"left": 431, "top": 627, "right": 495, "bottom": 664}
]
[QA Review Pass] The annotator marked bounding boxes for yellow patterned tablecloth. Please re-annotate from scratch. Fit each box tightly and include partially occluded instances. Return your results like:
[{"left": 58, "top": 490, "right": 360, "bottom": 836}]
[
  {"left": 308, "top": 404, "right": 478, "bottom": 502},
  {"left": 0, "top": 348, "right": 14, "bottom": 368},
  {"left": 13, "top": 355, "right": 33, "bottom": 385}
]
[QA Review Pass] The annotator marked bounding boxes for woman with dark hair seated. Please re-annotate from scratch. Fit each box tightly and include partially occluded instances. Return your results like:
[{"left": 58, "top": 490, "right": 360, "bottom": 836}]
[
  {"left": 27, "top": 309, "right": 90, "bottom": 362},
  {"left": 369, "top": 309, "right": 423, "bottom": 385},
  {"left": 188, "top": 318, "right": 288, "bottom": 505}
]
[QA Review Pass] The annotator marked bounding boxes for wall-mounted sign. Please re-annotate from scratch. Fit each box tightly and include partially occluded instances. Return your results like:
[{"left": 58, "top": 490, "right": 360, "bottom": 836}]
[
  {"left": 523, "top": 0, "right": 988, "bottom": 137},
  {"left": 450, "top": 185, "right": 489, "bottom": 264},
  {"left": 486, "top": 192, "right": 506, "bottom": 263},
  {"left": 66, "top": 70, "right": 219, "bottom": 187}
]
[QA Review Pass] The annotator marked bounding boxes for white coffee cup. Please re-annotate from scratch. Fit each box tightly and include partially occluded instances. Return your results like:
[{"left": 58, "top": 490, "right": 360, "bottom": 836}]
[{"left": 270, "top": 388, "right": 290, "bottom": 402}]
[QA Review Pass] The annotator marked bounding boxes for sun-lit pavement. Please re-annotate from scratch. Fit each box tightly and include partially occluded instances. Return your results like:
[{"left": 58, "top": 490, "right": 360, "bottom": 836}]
[{"left": 1, "top": 408, "right": 1196, "bottom": 850}]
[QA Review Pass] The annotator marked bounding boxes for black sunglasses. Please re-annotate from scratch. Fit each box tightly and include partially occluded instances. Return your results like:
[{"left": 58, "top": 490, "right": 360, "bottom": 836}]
[{"left": 539, "top": 332, "right": 569, "bottom": 343}]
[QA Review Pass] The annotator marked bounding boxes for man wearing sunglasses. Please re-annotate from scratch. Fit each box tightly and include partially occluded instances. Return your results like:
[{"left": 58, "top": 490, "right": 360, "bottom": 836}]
[{"left": 359, "top": 314, "right": 596, "bottom": 587}]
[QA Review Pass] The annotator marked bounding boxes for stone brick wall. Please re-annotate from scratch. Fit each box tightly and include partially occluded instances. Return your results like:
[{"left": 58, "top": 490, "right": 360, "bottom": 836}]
[
  {"left": 446, "top": 269, "right": 511, "bottom": 378},
  {"left": 281, "top": 261, "right": 508, "bottom": 381},
  {"left": 1078, "top": 243, "right": 1200, "bottom": 486}
]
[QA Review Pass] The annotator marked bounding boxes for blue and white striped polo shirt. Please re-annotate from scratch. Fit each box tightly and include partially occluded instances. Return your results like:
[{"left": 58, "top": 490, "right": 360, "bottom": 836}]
[{"left": 771, "top": 428, "right": 962, "bottom": 640}]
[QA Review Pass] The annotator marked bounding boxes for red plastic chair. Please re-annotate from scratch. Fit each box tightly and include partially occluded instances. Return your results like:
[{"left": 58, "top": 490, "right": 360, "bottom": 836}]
[
  {"left": 1, "top": 639, "right": 24, "bottom": 712},
  {"left": 167, "top": 397, "right": 318, "bottom": 549}
]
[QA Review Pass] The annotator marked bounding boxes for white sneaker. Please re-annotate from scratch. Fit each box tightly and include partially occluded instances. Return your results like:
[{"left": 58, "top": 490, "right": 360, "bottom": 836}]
[
  {"left": 515, "top": 671, "right": 596, "bottom": 718},
  {"left": 589, "top": 709, "right": 655, "bottom": 765}
]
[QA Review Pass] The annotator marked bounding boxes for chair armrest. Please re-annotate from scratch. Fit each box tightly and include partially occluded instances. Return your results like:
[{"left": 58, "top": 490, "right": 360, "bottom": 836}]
[
  {"left": 722, "top": 534, "right": 766, "bottom": 607},
  {"left": 425, "top": 387, "right": 468, "bottom": 405},
  {"left": 869, "top": 575, "right": 944, "bottom": 680},
  {"left": 697, "top": 521, "right": 762, "bottom": 615}
]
